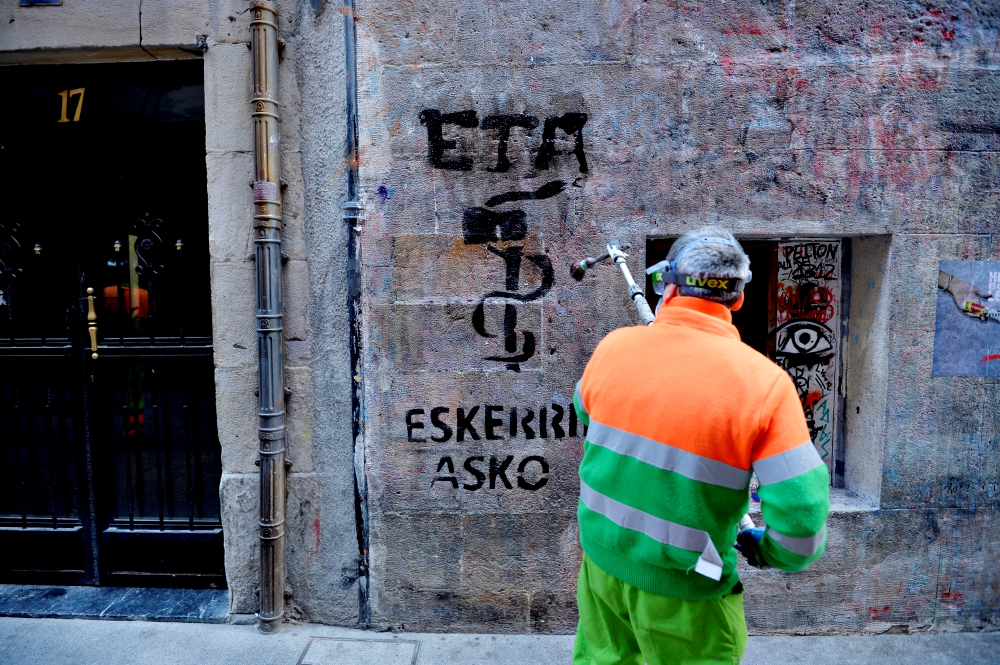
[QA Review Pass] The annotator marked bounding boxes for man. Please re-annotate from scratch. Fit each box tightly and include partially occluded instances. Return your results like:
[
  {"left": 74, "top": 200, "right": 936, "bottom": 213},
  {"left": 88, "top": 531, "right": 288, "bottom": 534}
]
[{"left": 572, "top": 228, "right": 830, "bottom": 665}]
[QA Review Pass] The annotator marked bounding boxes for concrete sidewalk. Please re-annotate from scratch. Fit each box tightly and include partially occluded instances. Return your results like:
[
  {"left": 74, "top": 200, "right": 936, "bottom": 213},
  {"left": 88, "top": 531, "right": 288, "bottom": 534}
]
[{"left": 0, "top": 618, "right": 997, "bottom": 665}]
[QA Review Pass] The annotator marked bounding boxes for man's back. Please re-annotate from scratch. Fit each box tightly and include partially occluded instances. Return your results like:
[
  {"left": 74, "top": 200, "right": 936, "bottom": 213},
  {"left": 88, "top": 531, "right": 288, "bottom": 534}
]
[{"left": 574, "top": 296, "right": 830, "bottom": 600}]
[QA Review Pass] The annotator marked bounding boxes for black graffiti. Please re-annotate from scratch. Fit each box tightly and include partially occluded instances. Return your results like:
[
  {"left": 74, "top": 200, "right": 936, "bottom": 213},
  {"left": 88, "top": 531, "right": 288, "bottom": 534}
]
[
  {"left": 422, "top": 108, "right": 587, "bottom": 371},
  {"left": 550, "top": 404, "right": 565, "bottom": 438},
  {"left": 773, "top": 320, "right": 835, "bottom": 370},
  {"left": 457, "top": 406, "right": 480, "bottom": 441},
  {"left": 408, "top": 403, "right": 584, "bottom": 442},
  {"left": 490, "top": 455, "right": 513, "bottom": 489},
  {"left": 433, "top": 456, "right": 458, "bottom": 488},
  {"left": 418, "top": 109, "right": 479, "bottom": 170},
  {"left": 462, "top": 208, "right": 527, "bottom": 244},
  {"left": 420, "top": 109, "right": 588, "bottom": 173},
  {"left": 430, "top": 407, "right": 453, "bottom": 442},
  {"left": 778, "top": 243, "right": 839, "bottom": 281},
  {"left": 432, "top": 454, "right": 549, "bottom": 491},
  {"left": 471, "top": 253, "right": 554, "bottom": 369},
  {"left": 406, "top": 408, "right": 426, "bottom": 442},
  {"left": 484, "top": 405, "right": 504, "bottom": 440},
  {"left": 481, "top": 114, "right": 539, "bottom": 172},
  {"left": 535, "top": 113, "right": 589, "bottom": 172},
  {"left": 463, "top": 456, "right": 486, "bottom": 490},
  {"left": 520, "top": 408, "right": 535, "bottom": 439},
  {"left": 488, "top": 246, "right": 524, "bottom": 290},
  {"left": 517, "top": 456, "right": 549, "bottom": 490},
  {"left": 485, "top": 180, "right": 566, "bottom": 207}
]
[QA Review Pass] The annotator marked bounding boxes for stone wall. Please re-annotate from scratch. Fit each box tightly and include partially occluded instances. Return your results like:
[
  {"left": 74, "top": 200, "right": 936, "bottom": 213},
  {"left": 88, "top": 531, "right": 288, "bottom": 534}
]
[
  {"left": 3, "top": 0, "right": 999, "bottom": 635},
  {"left": 353, "top": 0, "right": 1000, "bottom": 633}
]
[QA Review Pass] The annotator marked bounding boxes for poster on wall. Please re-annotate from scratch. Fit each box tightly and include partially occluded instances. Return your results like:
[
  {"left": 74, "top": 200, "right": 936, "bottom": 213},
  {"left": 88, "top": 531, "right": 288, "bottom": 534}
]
[
  {"left": 932, "top": 260, "right": 1000, "bottom": 377},
  {"left": 773, "top": 240, "right": 842, "bottom": 480}
]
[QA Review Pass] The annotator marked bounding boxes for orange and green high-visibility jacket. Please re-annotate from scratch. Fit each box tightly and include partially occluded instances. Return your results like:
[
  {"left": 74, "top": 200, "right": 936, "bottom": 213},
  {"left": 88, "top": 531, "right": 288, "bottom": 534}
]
[{"left": 574, "top": 296, "right": 830, "bottom": 600}]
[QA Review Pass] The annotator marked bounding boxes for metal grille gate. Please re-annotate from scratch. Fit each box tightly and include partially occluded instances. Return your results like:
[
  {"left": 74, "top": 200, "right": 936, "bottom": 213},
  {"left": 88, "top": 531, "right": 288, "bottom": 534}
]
[{"left": 0, "top": 60, "right": 224, "bottom": 587}]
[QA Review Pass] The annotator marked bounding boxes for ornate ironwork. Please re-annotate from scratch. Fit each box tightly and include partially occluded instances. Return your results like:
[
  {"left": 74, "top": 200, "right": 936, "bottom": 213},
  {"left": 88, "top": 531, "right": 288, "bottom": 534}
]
[{"left": 132, "top": 217, "right": 166, "bottom": 277}]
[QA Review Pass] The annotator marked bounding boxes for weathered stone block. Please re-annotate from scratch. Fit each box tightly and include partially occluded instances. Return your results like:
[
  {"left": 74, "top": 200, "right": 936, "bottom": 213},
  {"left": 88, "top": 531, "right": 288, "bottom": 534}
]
[
  {"left": 370, "top": 302, "right": 543, "bottom": 373},
  {"left": 214, "top": 366, "right": 258, "bottom": 475},
  {"left": 279, "top": 149, "right": 308, "bottom": 262},
  {"left": 285, "top": 471, "right": 321, "bottom": 618},
  {"left": 283, "top": 259, "right": 310, "bottom": 342},
  {"left": 209, "top": 260, "right": 257, "bottom": 371},
  {"left": 207, "top": 151, "right": 255, "bottom": 264},
  {"left": 136, "top": 0, "right": 210, "bottom": 48},
  {"left": 286, "top": 365, "right": 314, "bottom": 474},
  {"left": 356, "top": 0, "right": 635, "bottom": 68},
  {"left": 220, "top": 472, "right": 258, "bottom": 615},
  {"left": 458, "top": 513, "right": 580, "bottom": 595},
  {"left": 371, "top": 587, "right": 531, "bottom": 633},
  {"left": 205, "top": 42, "right": 252, "bottom": 154},
  {"left": 0, "top": 0, "right": 139, "bottom": 52},
  {"left": 371, "top": 512, "right": 463, "bottom": 592}
]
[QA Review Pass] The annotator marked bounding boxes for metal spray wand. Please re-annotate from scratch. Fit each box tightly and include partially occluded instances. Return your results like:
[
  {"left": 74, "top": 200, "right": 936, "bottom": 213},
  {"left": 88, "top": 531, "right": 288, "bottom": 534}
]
[{"left": 571, "top": 243, "right": 656, "bottom": 325}]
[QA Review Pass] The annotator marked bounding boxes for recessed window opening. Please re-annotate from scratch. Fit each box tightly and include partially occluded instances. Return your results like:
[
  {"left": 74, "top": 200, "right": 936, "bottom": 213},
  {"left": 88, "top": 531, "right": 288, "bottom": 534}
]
[{"left": 646, "top": 238, "right": 849, "bottom": 490}]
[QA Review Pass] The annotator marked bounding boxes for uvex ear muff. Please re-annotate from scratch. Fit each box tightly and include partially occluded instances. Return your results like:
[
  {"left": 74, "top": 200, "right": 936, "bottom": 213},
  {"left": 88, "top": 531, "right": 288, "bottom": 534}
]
[{"left": 645, "top": 236, "right": 752, "bottom": 297}]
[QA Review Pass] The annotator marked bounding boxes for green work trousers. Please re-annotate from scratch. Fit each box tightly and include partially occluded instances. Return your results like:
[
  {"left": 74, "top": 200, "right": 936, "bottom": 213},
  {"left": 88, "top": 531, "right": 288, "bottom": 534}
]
[{"left": 573, "top": 553, "right": 748, "bottom": 665}]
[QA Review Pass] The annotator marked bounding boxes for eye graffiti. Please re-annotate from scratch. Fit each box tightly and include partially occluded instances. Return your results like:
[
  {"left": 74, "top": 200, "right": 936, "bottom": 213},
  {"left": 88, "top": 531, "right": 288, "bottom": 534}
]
[
  {"left": 774, "top": 320, "right": 835, "bottom": 367},
  {"left": 774, "top": 241, "right": 842, "bottom": 470},
  {"left": 421, "top": 107, "right": 588, "bottom": 371}
]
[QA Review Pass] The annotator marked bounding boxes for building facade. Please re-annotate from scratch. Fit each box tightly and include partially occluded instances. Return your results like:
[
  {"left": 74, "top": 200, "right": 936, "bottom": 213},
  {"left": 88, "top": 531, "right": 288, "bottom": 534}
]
[{"left": 1, "top": 0, "right": 998, "bottom": 633}]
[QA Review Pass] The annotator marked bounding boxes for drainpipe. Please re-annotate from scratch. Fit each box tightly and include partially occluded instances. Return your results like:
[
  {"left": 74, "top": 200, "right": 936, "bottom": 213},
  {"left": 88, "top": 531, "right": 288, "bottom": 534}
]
[
  {"left": 342, "top": 0, "right": 370, "bottom": 627},
  {"left": 250, "top": 0, "right": 287, "bottom": 634}
]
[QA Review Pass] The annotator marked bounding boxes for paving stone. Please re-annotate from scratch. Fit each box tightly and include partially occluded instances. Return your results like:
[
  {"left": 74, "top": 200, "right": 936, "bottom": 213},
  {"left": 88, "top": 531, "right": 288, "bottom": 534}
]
[{"left": 299, "top": 637, "right": 418, "bottom": 665}]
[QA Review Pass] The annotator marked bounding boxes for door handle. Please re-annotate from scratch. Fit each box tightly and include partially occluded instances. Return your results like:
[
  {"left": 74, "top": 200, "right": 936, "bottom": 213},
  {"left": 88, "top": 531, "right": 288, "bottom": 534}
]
[{"left": 86, "top": 287, "right": 98, "bottom": 359}]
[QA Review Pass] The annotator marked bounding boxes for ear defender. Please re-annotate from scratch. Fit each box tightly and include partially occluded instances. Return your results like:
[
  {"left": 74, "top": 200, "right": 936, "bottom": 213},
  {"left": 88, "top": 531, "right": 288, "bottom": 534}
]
[{"left": 644, "top": 237, "right": 751, "bottom": 298}]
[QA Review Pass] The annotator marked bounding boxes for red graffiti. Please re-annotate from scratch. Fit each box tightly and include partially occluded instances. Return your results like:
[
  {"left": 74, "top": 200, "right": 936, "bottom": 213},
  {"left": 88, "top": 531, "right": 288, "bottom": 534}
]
[
  {"left": 804, "top": 391, "right": 823, "bottom": 409},
  {"left": 777, "top": 283, "right": 836, "bottom": 323},
  {"left": 314, "top": 518, "right": 321, "bottom": 551},
  {"left": 868, "top": 605, "right": 891, "bottom": 620},
  {"left": 941, "top": 591, "right": 964, "bottom": 609},
  {"left": 980, "top": 354, "right": 1000, "bottom": 364}
]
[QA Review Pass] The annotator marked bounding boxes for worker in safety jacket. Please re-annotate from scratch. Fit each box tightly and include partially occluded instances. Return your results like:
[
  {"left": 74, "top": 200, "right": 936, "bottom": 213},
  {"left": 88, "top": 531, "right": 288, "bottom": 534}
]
[{"left": 572, "top": 228, "right": 830, "bottom": 665}]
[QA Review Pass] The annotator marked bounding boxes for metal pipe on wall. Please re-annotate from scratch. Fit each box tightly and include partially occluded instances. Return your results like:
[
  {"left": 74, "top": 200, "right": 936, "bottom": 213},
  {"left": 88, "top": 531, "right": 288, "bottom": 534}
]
[
  {"left": 342, "top": 0, "right": 370, "bottom": 627},
  {"left": 250, "top": 0, "right": 287, "bottom": 634}
]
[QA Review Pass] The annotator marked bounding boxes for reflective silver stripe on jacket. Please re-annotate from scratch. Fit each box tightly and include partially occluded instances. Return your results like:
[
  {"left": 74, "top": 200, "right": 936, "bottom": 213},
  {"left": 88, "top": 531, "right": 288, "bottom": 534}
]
[
  {"left": 768, "top": 526, "right": 826, "bottom": 557},
  {"left": 752, "top": 440, "right": 824, "bottom": 485},
  {"left": 579, "top": 480, "right": 724, "bottom": 580},
  {"left": 586, "top": 420, "right": 752, "bottom": 490}
]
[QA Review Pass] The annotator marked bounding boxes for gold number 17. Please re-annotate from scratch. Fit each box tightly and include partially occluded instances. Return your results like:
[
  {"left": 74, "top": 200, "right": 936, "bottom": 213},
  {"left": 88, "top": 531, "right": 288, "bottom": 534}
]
[{"left": 57, "top": 88, "right": 86, "bottom": 123}]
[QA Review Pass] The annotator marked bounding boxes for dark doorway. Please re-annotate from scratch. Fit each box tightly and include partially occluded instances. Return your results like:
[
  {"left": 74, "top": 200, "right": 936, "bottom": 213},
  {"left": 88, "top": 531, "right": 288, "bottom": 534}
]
[
  {"left": 645, "top": 240, "right": 776, "bottom": 356},
  {"left": 0, "top": 60, "right": 224, "bottom": 588},
  {"left": 646, "top": 237, "right": 850, "bottom": 487}
]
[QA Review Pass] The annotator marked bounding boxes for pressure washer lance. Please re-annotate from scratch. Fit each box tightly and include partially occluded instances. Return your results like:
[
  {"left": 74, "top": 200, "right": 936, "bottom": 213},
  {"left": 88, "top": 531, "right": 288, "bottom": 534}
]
[
  {"left": 571, "top": 243, "right": 757, "bottom": 535},
  {"left": 571, "top": 243, "right": 656, "bottom": 325}
]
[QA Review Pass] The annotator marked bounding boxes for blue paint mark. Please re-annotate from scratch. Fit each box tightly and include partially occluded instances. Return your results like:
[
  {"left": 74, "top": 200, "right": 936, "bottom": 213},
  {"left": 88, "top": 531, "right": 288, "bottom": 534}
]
[
  {"left": 867, "top": 278, "right": 876, "bottom": 290},
  {"left": 377, "top": 185, "right": 389, "bottom": 202}
]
